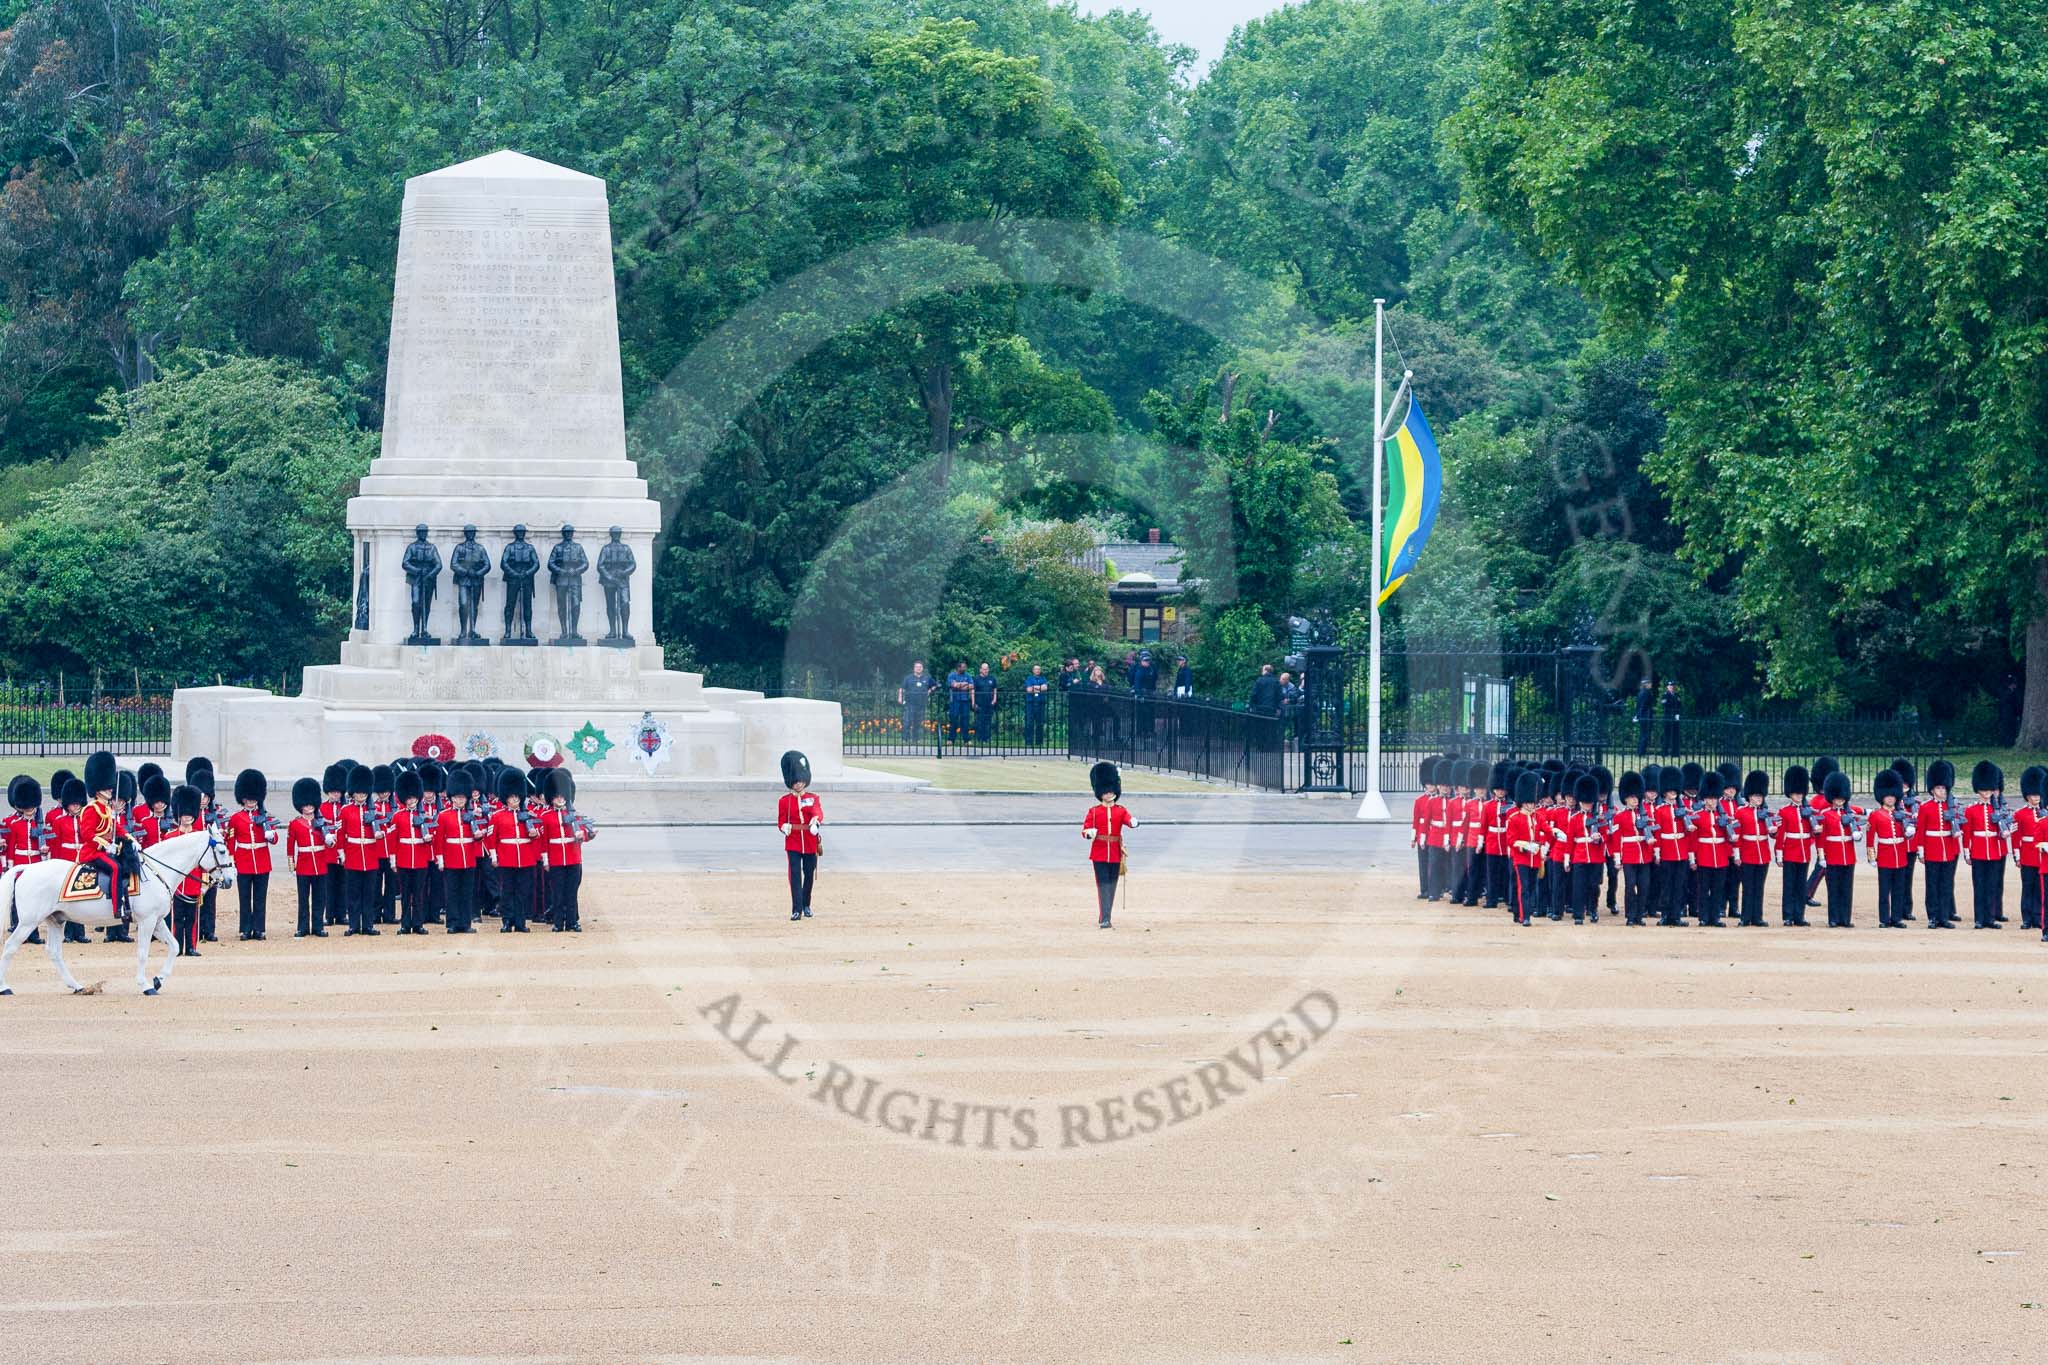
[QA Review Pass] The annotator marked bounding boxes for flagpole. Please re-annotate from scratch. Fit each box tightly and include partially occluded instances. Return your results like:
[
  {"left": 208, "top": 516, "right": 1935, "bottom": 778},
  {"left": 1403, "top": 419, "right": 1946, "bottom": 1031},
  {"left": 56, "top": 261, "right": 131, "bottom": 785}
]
[{"left": 1359, "top": 300, "right": 1391, "bottom": 820}]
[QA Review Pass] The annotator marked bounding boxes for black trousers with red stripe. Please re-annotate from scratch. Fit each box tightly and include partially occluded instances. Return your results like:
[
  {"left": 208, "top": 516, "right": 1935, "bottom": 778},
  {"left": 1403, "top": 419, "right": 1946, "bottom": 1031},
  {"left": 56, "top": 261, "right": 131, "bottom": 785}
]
[{"left": 1512, "top": 863, "right": 1539, "bottom": 924}]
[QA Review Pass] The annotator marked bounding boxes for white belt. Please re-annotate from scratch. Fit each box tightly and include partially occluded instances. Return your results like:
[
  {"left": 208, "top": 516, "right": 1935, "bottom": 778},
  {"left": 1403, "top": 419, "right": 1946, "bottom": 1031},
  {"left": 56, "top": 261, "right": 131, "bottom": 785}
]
[
  {"left": 445, "top": 836, "right": 475, "bottom": 845},
  {"left": 1876, "top": 837, "right": 1905, "bottom": 845},
  {"left": 399, "top": 837, "right": 429, "bottom": 846},
  {"left": 347, "top": 837, "right": 378, "bottom": 845},
  {"left": 548, "top": 837, "right": 579, "bottom": 846},
  {"left": 1825, "top": 834, "right": 1854, "bottom": 842},
  {"left": 233, "top": 841, "right": 267, "bottom": 851},
  {"left": 1698, "top": 836, "right": 1726, "bottom": 844}
]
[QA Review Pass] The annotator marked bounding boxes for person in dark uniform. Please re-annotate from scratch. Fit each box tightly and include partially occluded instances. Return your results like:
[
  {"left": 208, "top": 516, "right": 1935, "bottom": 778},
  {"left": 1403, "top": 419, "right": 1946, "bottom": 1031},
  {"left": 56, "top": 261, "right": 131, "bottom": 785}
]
[
  {"left": 1022, "top": 665, "right": 1050, "bottom": 746},
  {"left": 945, "top": 662, "right": 973, "bottom": 741},
  {"left": 777, "top": 750, "right": 822, "bottom": 920},
  {"left": 1082, "top": 760, "right": 1134, "bottom": 928},
  {"left": 970, "top": 663, "right": 999, "bottom": 743},
  {"left": 898, "top": 660, "right": 937, "bottom": 742},
  {"left": 1658, "top": 681, "right": 1682, "bottom": 755},
  {"left": 1633, "top": 680, "right": 1654, "bottom": 756}
]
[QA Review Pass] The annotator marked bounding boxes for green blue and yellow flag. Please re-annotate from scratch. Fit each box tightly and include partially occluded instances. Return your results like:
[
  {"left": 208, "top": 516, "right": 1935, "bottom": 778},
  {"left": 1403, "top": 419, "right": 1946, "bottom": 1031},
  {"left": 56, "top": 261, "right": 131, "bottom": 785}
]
[{"left": 1378, "top": 386, "right": 1440, "bottom": 607}]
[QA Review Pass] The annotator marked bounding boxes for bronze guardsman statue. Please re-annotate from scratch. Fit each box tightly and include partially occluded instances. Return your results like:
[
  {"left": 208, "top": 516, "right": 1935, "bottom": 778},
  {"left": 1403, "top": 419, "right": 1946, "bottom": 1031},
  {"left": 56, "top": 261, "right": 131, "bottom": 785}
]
[
  {"left": 597, "top": 526, "right": 635, "bottom": 647},
  {"left": 401, "top": 524, "right": 442, "bottom": 645},
  {"left": 500, "top": 524, "right": 540, "bottom": 645},
  {"left": 547, "top": 524, "right": 588, "bottom": 646},
  {"left": 450, "top": 524, "right": 491, "bottom": 646}
]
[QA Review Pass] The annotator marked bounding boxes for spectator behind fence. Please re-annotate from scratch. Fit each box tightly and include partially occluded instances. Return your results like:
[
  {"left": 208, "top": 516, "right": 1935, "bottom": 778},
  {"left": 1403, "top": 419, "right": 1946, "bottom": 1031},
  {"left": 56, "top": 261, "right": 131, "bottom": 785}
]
[
  {"left": 1058, "top": 658, "right": 1082, "bottom": 692},
  {"left": 1661, "top": 680, "right": 1682, "bottom": 755},
  {"left": 899, "top": 660, "right": 936, "bottom": 740},
  {"left": 971, "top": 662, "right": 999, "bottom": 742},
  {"left": 1279, "top": 670, "right": 1305, "bottom": 742},
  {"left": 1023, "top": 664, "right": 1050, "bottom": 745},
  {"left": 1634, "top": 678, "right": 1654, "bottom": 757},
  {"left": 1131, "top": 649, "right": 1157, "bottom": 695},
  {"left": 1250, "top": 664, "right": 1281, "bottom": 715},
  {"left": 1173, "top": 656, "right": 1193, "bottom": 697},
  {"left": 946, "top": 662, "right": 973, "bottom": 741}
]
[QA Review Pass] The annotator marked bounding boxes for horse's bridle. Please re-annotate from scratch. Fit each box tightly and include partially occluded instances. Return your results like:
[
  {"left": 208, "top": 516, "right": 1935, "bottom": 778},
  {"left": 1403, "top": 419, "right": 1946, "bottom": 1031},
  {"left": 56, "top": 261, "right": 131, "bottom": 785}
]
[{"left": 136, "top": 832, "right": 231, "bottom": 898}]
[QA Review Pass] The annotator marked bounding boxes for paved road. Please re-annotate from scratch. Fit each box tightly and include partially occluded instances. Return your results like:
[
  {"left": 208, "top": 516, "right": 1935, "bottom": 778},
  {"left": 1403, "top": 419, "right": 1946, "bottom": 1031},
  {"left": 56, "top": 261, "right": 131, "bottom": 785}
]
[{"left": 592, "top": 791, "right": 1402, "bottom": 872}]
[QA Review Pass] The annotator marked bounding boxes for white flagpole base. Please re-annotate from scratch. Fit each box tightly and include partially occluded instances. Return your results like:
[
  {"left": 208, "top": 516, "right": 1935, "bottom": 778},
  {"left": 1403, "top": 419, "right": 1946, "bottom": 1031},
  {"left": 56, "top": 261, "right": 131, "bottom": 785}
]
[{"left": 1354, "top": 790, "right": 1393, "bottom": 822}]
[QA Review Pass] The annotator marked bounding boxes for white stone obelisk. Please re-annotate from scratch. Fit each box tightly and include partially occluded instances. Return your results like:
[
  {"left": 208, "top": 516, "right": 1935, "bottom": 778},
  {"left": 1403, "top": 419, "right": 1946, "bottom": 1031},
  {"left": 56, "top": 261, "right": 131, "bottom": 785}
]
[{"left": 172, "top": 151, "right": 843, "bottom": 788}]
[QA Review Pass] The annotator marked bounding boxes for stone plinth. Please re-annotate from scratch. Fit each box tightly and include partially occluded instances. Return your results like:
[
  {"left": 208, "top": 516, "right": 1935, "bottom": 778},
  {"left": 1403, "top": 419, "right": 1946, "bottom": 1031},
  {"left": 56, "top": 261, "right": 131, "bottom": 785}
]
[{"left": 172, "top": 150, "right": 842, "bottom": 785}]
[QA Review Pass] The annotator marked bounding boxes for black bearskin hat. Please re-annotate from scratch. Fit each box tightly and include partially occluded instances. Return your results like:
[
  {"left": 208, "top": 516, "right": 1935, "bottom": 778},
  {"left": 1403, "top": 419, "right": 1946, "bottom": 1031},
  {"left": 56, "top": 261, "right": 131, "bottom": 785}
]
[
  {"left": 234, "top": 768, "right": 266, "bottom": 806},
  {"left": 546, "top": 767, "right": 576, "bottom": 804},
  {"left": 371, "top": 763, "right": 394, "bottom": 796},
  {"left": 525, "top": 767, "right": 547, "bottom": 800},
  {"left": 136, "top": 761, "right": 163, "bottom": 788},
  {"left": 1679, "top": 762, "right": 1704, "bottom": 792},
  {"left": 1822, "top": 770, "right": 1851, "bottom": 803},
  {"left": 1890, "top": 758, "right": 1916, "bottom": 791},
  {"left": 2024, "top": 766, "right": 2048, "bottom": 801},
  {"left": 185, "top": 756, "right": 213, "bottom": 785},
  {"left": 1811, "top": 755, "right": 1839, "bottom": 784},
  {"left": 1972, "top": 760, "right": 2002, "bottom": 793},
  {"left": 396, "top": 770, "right": 424, "bottom": 804},
  {"left": 420, "top": 760, "right": 445, "bottom": 795},
  {"left": 782, "top": 750, "right": 813, "bottom": 791},
  {"left": 59, "top": 777, "right": 86, "bottom": 808},
  {"left": 1573, "top": 773, "right": 1599, "bottom": 806},
  {"left": 1873, "top": 769, "right": 1902, "bottom": 804},
  {"left": 1926, "top": 759, "right": 1955, "bottom": 793},
  {"left": 1592, "top": 765, "right": 1614, "bottom": 799},
  {"left": 7, "top": 774, "right": 41, "bottom": 810},
  {"left": 1457, "top": 759, "right": 1482, "bottom": 790},
  {"left": 1417, "top": 756, "right": 1437, "bottom": 787},
  {"left": 1618, "top": 770, "right": 1645, "bottom": 802},
  {"left": 346, "top": 764, "right": 372, "bottom": 798},
  {"left": 49, "top": 767, "right": 74, "bottom": 797},
  {"left": 1742, "top": 769, "right": 1770, "bottom": 800},
  {"left": 1641, "top": 762, "right": 1662, "bottom": 794},
  {"left": 191, "top": 768, "right": 214, "bottom": 801},
  {"left": 1716, "top": 762, "right": 1741, "bottom": 793},
  {"left": 170, "top": 783, "right": 202, "bottom": 824},
  {"left": 1090, "top": 760, "right": 1121, "bottom": 800},
  {"left": 1658, "top": 764, "right": 1681, "bottom": 796},
  {"left": 322, "top": 763, "right": 346, "bottom": 794},
  {"left": 291, "top": 777, "right": 321, "bottom": 812},
  {"left": 447, "top": 766, "right": 475, "bottom": 800},
  {"left": 1489, "top": 761, "right": 1511, "bottom": 793},
  {"left": 84, "top": 750, "right": 117, "bottom": 795},
  {"left": 1698, "top": 770, "right": 1724, "bottom": 802},
  {"left": 497, "top": 767, "right": 527, "bottom": 803},
  {"left": 1784, "top": 765, "right": 1809, "bottom": 798},
  {"left": 141, "top": 773, "right": 171, "bottom": 809},
  {"left": 1512, "top": 770, "right": 1541, "bottom": 806},
  {"left": 116, "top": 769, "right": 137, "bottom": 805}
]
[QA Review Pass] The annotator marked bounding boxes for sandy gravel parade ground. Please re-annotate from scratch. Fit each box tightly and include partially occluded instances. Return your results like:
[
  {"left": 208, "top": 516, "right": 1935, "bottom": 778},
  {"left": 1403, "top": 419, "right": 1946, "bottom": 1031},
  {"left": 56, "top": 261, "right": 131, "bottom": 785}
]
[{"left": 4, "top": 850, "right": 2047, "bottom": 1362}]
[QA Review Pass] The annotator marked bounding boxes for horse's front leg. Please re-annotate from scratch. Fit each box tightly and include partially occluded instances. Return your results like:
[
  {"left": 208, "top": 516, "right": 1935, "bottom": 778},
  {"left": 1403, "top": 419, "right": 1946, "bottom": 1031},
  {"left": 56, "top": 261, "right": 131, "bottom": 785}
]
[
  {"left": 43, "top": 918, "right": 85, "bottom": 992},
  {"left": 149, "top": 913, "right": 179, "bottom": 993},
  {"left": 135, "top": 903, "right": 157, "bottom": 992}
]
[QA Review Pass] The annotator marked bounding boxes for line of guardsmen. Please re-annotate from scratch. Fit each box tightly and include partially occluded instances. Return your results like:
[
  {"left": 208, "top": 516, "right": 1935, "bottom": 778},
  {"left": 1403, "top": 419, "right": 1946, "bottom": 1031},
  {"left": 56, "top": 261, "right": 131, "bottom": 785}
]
[
  {"left": 4, "top": 755, "right": 595, "bottom": 951},
  {"left": 1411, "top": 755, "right": 2048, "bottom": 937}
]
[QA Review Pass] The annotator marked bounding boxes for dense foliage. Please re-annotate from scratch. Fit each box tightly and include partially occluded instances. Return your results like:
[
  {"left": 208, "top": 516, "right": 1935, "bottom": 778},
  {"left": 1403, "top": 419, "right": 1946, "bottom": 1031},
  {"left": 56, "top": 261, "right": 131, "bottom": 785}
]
[{"left": 0, "top": 0, "right": 2040, "bottom": 731}]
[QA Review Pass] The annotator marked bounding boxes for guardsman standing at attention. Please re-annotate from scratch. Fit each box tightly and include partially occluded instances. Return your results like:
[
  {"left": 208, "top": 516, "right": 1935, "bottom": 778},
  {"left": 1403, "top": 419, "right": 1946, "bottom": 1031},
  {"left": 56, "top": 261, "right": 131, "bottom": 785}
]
[
  {"left": 372, "top": 764, "right": 399, "bottom": 926},
  {"left": 1962, "top": 761, "right": 2008, "bottom": 930},
  {"left": 1688, "top": 770, "right": 1732, "bottom": 927},
  {"left": 167, "top": 784, "right": 206, "bottom": 955},
  {"left": 1817, "top": 770, "right": 1861, "bottom": 927},
  {"left": 319, "top": 763, "right": 347, "bottom": 929},
  {"left": 1565, "top": 773, "right": 1603, "bottom": 924},
  {"left": 392, "top": 769, "right": 434, "bottom": 935},
  {"left": 1915, "top": 759, "right": 1962, "bottom": 928},
  {"left": 1608, "top": 770, "right": 1652, "bottom": 925},
  {"left": 1890, "top": 759, "right": 1920, "bottom": 920},
  {"left": 131, "top": 774, "right": 164, "bottom": 850},
  {"left": 489, "top": 767, "right": 539, "bottom": 932},
  {"left": 1651, "top": 765, "right": 1687, "bottom": 926},
  {"left": 4, "top": 775, "right": 46, "bottom": 944},
  {"left": 1774, "top": 767, "right": 1814, "bottom": 926},
  {"left": 48, "top": 773, "right": 88, "bottom": 943},
  {"left": 337, "top": 764, "right": 383, "bottom": 936},
  {"left": 433, "top": 769, "right": 482, "bottom": 934},
  {"left": 778, "top": 751, "right": 823, "bottom": 923},
  {"left": 1410, "top": 757, "right": 1434, "bottom": 899},
  {"left": 227, "top": 769, "right": 277, "bottom": 940},
  {"left": 1732, "top": 770, "right": 1773, "bottom": 926},
  {"left": 541, "top": 768, "right": 591, "bottom": 932},
  {"left": 288, "top": 777, "right": 330, "bottom": 938},
  {"left": 1482, "top": 763, "right": 1512, "bottom": 908},
  {"left": 2014, "top": 766, "right": 2046, "bottom": 932},
  {"left": 1082, "top": 760, "right": 1133, "bottom": 929},
  {"left": 1866, "top": 769, "right": 1912, "bottom": 928},
  {"left": 1504, "top": 769, "right": 1545, "bottom": 926}
]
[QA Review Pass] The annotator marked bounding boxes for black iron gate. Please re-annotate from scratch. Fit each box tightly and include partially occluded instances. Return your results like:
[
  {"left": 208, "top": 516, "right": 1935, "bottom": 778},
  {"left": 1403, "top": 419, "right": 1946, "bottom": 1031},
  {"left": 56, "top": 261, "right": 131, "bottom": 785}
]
[{"left": 1298, "top": 645, "right": 1347, "bottom": 792}]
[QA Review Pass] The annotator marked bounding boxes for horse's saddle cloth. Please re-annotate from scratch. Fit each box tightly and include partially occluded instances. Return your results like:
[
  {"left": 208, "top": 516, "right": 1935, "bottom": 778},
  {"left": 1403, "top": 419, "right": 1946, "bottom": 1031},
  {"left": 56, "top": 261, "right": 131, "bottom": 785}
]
[{"left": 59, "top": 864, "right": 140, "bottom": 903}]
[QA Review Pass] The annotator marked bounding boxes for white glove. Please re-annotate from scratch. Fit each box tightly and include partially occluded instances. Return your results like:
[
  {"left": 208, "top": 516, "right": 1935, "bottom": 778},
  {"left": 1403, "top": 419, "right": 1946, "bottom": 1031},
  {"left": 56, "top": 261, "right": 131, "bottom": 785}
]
[
  {"left": 778, "top": 823, "right": 792, "bottom": 837},
  {"left": 807, "top": 819, "right": 820, "bottom": 835}
]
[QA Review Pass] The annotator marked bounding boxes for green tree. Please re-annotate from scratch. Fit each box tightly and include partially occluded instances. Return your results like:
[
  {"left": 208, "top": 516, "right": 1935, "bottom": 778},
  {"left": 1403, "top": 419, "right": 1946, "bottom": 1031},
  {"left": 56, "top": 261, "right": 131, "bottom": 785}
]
[{"left": 1452, "top": 0, "right": 2048, "bottom": 737}]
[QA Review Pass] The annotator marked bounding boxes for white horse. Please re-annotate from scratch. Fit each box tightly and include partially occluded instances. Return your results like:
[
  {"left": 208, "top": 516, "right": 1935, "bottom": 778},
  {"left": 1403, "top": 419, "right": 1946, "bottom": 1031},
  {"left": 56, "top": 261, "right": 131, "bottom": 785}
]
[{"left": 0, "top": 830, "right": 235, "bottom": 996}]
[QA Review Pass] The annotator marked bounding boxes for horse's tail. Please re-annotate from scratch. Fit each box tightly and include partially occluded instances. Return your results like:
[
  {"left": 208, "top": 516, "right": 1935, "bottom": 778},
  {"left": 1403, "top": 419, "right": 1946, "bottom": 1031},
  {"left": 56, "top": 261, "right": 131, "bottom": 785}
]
[{"left": 0, "top": 865, "right": 21, "bottom": 929}]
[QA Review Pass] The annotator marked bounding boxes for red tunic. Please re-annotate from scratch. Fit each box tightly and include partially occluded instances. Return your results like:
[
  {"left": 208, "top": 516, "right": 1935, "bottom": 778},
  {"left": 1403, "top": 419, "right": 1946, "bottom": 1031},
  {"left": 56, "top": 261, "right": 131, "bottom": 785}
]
[
  {"left": 1083, "top": 802, "right": 1134, "bottom": 863},
  {"left": 2, "top": 812, "right": 43, "bottom": 867},
  {"left": 74, "top": 800, "right": 117, "bottom": 862},
  {"left": 1817, "top": 806, "right": 1862, "bottom": 867},
  {"left": 778, "top": 791, "right": 824, "bottom": 855},
  {"left": 1462, "top": 796, "right": 1486, "bottom": 850},
  {"left": 433, "top": 808, "right": 483, "bottom": 870},
  {"left": 1732, "top": 805, "right": 1773, "bottom": 866},
  {"left": 1961, "top": 801, "right": 2009, "bottom": 863},
  {"left": 1688, "top": 807, "right": 1733, "bottom": 869},
  {"left": 489, "top": 808, "right": 541, "bottom": 869},
  {"left": 2016, "top": 805, "right": 2045, "bottom": 869},
  {"left": 1410, "top": 795, "right": 1427, "bottom": 849},
  {"left": 1566, "top": 809, "right": 1603, "bottom": 867},
  {"left": 1544, "top": 806, "right": 1569, "bottom": 865},
  {"left": 1913, "top": 799, "right": 1961, "bottom": 863},
  {"left": 541, "top": 809, "right": 589, "bottom": 868},
  {"left": 1483, "top": 798, "right": 1509, "bottom": 857},
  {"left": 130, "top": 810, "right": 161, "bottom": 849},
  {"left": 1865, "top": 806, "right": 1912, "bottom": 869},
  {"left": 318, "top": 800, "right": 344, "bottom": 870},
  {"left": 390, "top": 808, "right": 434, "bottom": 871},
  {"left": 1608, "top": 806, "right": 1654, "bottom": 865},
  {"left": 1424, "top": 794, "right": 1453, "bottom": 851},
  {"left": 1773, "top": 803, "right": 1815, "bottom": 864},
  {"left": 47, "top": 810, "right": 82, "bottom": 864},
  {"left": 227, "top": 809, "right": 276, "bottom": 876},
  {"left": 1503, "top": 809, "right": 1543, "bottom": 869},
  {"left": 336, "top": 803, "right": 382, "bottom": 873},
  {"left": 288, "top": 815, "right": 329, "bottom": 877},
  {"left": 1650, "top": 803, "right": 1688, "bottom": 865}
]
